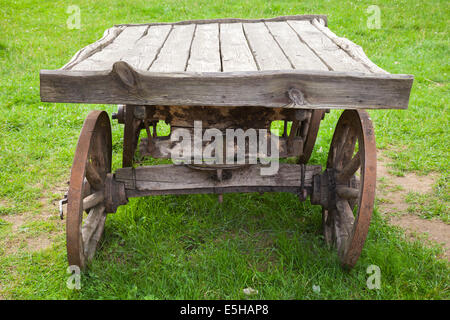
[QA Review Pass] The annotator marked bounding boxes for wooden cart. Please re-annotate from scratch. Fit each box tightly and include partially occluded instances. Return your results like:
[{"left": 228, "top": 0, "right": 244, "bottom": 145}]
[{"left": 40, "top": 15, "right": 413, "bottom": 270}]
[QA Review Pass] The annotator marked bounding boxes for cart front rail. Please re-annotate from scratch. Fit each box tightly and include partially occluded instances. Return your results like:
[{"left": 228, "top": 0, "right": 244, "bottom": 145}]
[{"left": 40, "top": 62, "right": 413, "bottom": 110}]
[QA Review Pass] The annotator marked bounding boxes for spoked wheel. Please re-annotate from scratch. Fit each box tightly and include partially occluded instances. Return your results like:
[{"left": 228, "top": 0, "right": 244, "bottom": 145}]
[
  {"left": 67, "top": 110, "right": 112, "bottom": 269},
  {"left": 321, "top": 110, "right": 376, "bottom": 268}
]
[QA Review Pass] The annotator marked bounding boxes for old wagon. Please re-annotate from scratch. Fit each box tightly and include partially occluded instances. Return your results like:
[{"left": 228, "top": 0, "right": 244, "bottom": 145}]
[{"left": 40, "top": 15, "right": 413, "bottom": 269}]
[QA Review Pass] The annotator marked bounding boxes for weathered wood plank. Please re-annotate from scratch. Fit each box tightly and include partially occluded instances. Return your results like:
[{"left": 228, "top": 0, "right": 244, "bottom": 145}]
[
  {"left": 186, "top": 23, "right": 221, "bottom": 72},
  {"left": 287, "top": 20, "right": 369, "bottom": 73},
  {"left": 117, "top": 15, "right": 328, "bottom": 27},
  {"left": 72, "top": 26, "right": 148, "bottom": 71},
  {"left": 311, "top": 19, "right": 388, "bottom": 74},
  {"left": 149, "top": 24, "right": 196, "bottom": 72},
  {"left": 40, "top": 62, "right": 414, "bottom": 109},
  {"left": 120, "top": 25, "right": 172, "bottom": 70},
  {"left": 265, "top": 21, "right": 328, "bottom": 71},
  {"left": 220, "top": 23, "right": 258, "bottom": 72},
  {"left": 115, "top": 164, "right": 321, "bottom": 194},
  {"left": 63, "top": 26, "right": 124, "bottom": 70},
  {"left": 60, "top": 15, "right": 327, "bottom": 71},
  {"left": 243, "top": 22, "right": 292, "bottom": 70}
]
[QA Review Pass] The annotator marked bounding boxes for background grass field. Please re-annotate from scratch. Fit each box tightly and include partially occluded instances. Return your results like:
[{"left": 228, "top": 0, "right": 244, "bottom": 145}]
[{"left": 0, "top": 0, "right": 448, "bottom": 299}]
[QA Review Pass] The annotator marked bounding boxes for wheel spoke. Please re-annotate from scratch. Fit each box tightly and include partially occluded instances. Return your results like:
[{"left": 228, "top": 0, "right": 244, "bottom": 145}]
[
  {"left": 82, "top": 178, "right": 91, "bottom": 198},
  {"left": 336, "top": 186, "right": 359, "bottom": 200},
  {"left": 82, "top": 207, "right": 97, "bottom": 245},
  {"left": 82, "top": 190, "right": 104, "bottom": 211},
  {"left": 327, "top": 145, "right": 337, "bottom": 168},
  {"left": 86, "top": 211, "right": 106, "bottom": 261},
  {"left": 335, "top": 200, "right": 355, "bottom": 256},
  {"left": 337, "top": 151, "right": 361, "bottom": 182},
  {"left": 336, "top": 200, "right": 355, "bottom": 225},
  {"left": 340, "top": 129, "right": 357, "bottom": 165},
  {"left": 322, "top": 209, "right": 334, "bottom": 246},
  {"left": 82, "top": 205, "right": 106, "bottom": 260},
  {"left": 86, "top": 160, "right": 103, "bottom": 190},
  {"left": 335, "top": 125, "right": 350, "bottom": 167}
]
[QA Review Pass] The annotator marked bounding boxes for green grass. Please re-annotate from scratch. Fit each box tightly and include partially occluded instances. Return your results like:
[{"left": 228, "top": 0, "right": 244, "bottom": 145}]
[
  {"left": 0, "top": 0, "right": 449, "bottom": 299},
  {"left": 406, "top": 186, "right": 450, "bottom": 222}
]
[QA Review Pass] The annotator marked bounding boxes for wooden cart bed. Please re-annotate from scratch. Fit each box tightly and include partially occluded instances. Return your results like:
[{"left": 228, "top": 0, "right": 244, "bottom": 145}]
[{"left": 40, "top": 15, "right": 413, "bottom": 109}]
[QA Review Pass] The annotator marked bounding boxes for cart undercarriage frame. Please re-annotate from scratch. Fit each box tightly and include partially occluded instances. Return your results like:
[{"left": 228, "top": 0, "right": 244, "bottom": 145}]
[{"left": 40, "top": 15, "right": 413, "bottom": 270}]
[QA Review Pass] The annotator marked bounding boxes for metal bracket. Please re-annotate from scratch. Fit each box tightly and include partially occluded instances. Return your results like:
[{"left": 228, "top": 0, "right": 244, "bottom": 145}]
[{"left": 59, "top": 192, "right": 68, "bottom": 220}]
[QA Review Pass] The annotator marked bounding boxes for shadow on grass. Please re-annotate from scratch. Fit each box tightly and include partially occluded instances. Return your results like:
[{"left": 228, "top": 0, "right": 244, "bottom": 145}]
[{"left": 74, "top": 192, "right": 449, "bottom": 300}]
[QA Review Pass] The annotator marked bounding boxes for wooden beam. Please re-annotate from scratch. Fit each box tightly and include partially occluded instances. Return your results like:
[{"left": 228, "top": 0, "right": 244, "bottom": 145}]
[
  {"left": 115, "top": 163, "right": 322, "bottom": 196},
  {"left": 40, "top": 62, "right": 413, "bottom": 109}
]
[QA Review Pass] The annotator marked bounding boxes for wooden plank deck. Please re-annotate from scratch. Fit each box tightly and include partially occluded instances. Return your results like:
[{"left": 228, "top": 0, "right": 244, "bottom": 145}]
[{"left": 40, "top": 15, "right": 413, "bottom": 109}]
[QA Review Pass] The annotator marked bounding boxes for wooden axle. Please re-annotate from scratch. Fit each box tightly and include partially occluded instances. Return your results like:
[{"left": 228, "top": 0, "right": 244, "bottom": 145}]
[
  {"left": 102, "top": 163, "right": 362, "bottom": 213},
  {"left": 103, "top": 163, "right": 322, "bottom": 211}
]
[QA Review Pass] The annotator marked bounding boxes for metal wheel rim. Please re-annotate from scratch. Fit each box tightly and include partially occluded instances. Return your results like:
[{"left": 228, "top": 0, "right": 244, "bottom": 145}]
[{"left": 66, "top": 110, "right": 112, "bottom": 269}]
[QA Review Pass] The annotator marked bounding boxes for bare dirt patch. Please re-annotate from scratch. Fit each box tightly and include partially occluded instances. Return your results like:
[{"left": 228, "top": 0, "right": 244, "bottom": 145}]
[
  {"left": 0, "top": 182, "right": 67, "bottom": 254},
  {"left": 376, "top": 152, "right": 449, "bottom": 260},
  {"left": 26, "top": 234, "right": 54, "bottom": 252},
  {"left": 1, "top": 213, "right": 26, "bottom": 233}
]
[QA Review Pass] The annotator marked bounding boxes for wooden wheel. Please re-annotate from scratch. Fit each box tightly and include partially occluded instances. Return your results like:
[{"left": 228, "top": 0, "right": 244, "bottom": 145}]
[
  {"left": 66, "top": 110, "right": 112, "bottom": 269},
  {"left": 322, "top": 110, "right": 376, "bottom": 268}
]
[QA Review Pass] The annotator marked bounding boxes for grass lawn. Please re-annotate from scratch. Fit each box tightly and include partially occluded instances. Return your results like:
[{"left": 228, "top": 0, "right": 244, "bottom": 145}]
[{"left": 0, "top": 0, "right": 448, "bottom": 299}]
